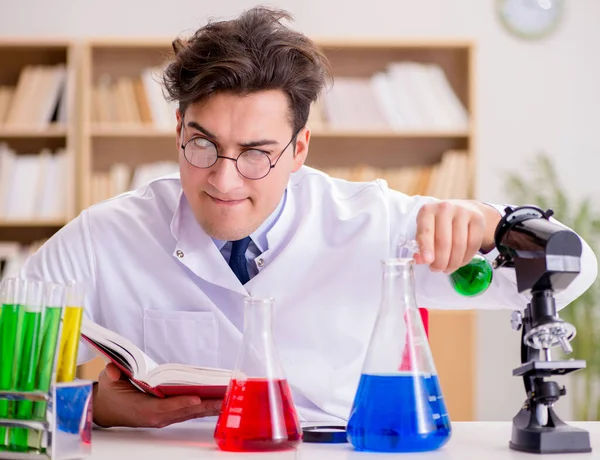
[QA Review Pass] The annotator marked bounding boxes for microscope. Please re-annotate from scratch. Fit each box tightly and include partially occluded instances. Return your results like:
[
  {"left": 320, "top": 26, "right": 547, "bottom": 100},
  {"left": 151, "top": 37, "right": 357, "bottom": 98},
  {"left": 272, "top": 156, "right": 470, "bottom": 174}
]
[{"left": 492, "top": 205, "right": 592, "bottom": 454}]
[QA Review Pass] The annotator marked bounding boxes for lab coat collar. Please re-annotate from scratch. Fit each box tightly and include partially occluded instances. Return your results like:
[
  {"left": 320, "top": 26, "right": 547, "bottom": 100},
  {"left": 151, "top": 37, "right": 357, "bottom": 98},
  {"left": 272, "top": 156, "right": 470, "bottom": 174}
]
[
  {"left": 210, "top": 188, "right": 287, "bottom": 254},
  {"left": 244, "top": 176, "right": 298, "bottom": 294},
  {"left": 170, "top": 191, "right": 247, "bottom": 295},
  {"left": 169, "top": 180, "right": 297, "bottom": 294}
]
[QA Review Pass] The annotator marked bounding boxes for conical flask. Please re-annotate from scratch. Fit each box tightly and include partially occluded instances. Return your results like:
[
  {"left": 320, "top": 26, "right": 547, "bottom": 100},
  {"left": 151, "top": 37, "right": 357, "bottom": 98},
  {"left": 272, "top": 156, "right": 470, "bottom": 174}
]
[
  {"left": 214, "top": 296, "right": 302, "bottom": 452},
  {"left": 398, "top": 238, "right": 493, "bottom": 296},
  {"left": 347, "top": 258, "right": 452, "bottom": 452}
]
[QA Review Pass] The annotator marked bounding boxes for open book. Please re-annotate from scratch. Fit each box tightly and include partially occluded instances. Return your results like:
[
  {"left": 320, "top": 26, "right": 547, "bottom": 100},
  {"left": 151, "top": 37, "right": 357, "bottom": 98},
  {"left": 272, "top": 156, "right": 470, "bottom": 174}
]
[{"left": 80, "top": 319, "right": 232, "bottom": 398}]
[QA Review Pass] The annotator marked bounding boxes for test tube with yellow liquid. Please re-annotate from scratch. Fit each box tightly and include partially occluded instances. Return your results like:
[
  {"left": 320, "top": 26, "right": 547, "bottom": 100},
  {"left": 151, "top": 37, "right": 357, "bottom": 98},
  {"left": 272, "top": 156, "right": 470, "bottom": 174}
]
[{"left": 56, "top": 281, "right": 85, "bottom": 383}]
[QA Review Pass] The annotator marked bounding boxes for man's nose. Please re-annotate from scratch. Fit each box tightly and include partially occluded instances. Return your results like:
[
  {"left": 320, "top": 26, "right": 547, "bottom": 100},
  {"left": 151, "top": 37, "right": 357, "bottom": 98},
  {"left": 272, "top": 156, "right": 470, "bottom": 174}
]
[{"left": 207, "top": 156, "right": 244, "bottom": 194}]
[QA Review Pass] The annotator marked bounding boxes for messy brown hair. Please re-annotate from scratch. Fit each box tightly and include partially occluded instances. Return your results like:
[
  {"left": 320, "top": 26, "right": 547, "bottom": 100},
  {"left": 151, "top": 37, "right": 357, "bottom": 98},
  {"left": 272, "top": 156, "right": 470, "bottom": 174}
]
[{"left": 162, "top": 6, "right": 332, "bottom": 133}]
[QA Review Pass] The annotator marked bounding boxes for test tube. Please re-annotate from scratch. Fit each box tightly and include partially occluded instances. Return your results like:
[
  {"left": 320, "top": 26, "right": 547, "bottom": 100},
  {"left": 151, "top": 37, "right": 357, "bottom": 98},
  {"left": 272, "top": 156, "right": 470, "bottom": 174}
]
[
  {"left": 0, "top": 277, "right": 25, "bottom": 447},
  {"left": 56, "top": 280, "right": 85, "bottom": 383},
  {"left": 32, "top": 282, "right": 65, "bottom": 419},
  {"left": 9, "top": 279, "right": 45, "bottom": 452}
]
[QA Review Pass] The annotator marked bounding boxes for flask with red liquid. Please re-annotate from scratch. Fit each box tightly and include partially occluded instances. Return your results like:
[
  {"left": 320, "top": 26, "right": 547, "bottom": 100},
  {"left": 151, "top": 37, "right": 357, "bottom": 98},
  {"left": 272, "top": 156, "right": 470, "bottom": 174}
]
[{"left": 214, "top": 296, "right": 302, "bottom": 452}]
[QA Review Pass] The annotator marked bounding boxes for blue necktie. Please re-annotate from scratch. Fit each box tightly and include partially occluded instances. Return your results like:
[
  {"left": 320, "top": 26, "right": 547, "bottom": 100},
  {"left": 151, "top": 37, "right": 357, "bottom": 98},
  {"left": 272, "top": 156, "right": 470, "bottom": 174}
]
[{"left": 228, "top": 236, "right": 251, "bottom": 284}]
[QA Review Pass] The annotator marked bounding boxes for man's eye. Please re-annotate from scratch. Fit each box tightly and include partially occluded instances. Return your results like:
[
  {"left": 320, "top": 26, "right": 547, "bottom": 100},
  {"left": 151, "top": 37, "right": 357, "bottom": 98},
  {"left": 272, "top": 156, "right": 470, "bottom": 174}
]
[{"left": 192, "top": 138, "right": 214, "bottom": 149}]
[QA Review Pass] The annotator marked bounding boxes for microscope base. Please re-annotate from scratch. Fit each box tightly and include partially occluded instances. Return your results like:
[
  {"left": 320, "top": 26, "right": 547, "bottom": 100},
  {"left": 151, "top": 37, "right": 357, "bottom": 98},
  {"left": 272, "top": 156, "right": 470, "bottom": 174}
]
[{"left": 510, "top": 405, "right": 592, "bottom": 454}]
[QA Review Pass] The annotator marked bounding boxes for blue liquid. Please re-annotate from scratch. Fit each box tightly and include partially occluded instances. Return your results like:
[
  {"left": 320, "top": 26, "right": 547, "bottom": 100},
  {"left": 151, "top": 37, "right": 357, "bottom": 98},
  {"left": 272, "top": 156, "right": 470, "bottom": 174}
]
[{"left": 347, "top": 373, "right": 451, "bottom": 452}]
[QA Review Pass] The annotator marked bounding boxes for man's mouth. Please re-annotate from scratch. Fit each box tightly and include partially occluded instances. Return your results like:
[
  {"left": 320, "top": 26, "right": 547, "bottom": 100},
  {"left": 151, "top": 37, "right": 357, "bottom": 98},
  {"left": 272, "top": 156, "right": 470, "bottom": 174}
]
[{"left": 206, "top": 193, "right": 248, "bottom": 206}]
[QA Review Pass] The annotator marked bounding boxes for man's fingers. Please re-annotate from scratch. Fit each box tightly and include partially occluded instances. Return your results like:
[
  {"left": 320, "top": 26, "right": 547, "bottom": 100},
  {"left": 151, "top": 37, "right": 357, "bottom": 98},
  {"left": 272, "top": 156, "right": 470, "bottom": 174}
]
[
  {"left": 154, "top": 399, "right": 224, "bottom": 429},
  {"left": 464, "top": 220, "right": 483, "bottom": 266},
  {"left": 147, "top": 395, "right": 204, "bottom": 414},
  {"left": 415, "top": 205, "right": 436, "bottom": 264},
  {"left": 446, "top": 212, "right": 470, "bottom": 273},
  {"left": 156, "top": 409, "right": 222, "bottom": 428},
  {"left": 104, "top": 363, "right": 123, "bottom": 381},
  {"left": 430, "top": 202, "right": 453, "bottom": 271}
]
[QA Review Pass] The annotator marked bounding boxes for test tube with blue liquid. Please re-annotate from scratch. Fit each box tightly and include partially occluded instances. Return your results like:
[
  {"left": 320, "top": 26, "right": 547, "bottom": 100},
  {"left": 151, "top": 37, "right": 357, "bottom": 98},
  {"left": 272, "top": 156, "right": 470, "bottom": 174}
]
[{"left": 346, "top": 257, "right": 451, "bottom": 452}]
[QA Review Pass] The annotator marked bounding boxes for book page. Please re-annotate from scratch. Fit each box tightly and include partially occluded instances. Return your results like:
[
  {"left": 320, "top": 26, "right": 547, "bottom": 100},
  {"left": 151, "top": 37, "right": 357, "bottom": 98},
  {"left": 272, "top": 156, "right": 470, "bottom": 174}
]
[
  {"left": 144, "top": 364, "right": 232, "bottom": 388},
  {"left": 81, "top": 319, "right": 158, "bottom": 377}
]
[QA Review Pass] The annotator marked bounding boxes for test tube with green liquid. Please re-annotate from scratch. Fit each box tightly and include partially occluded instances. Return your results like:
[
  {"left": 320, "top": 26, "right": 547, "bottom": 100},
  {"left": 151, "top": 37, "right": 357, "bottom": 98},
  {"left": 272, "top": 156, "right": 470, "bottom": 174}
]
[
  {"left": 56, "top": 280, "right": 85, "bottom": 383},
  {"left": 0, "top": 277, "right": 25, "bottom": 448},
  {"left": 8, "top": 279, "right": 45, "bottom": 452},
  {"left": 397, "top": 237, "right": 493, "bottom": 296},
  {"left": 32, "top": 283, "right": 65, "bottom": 419}
]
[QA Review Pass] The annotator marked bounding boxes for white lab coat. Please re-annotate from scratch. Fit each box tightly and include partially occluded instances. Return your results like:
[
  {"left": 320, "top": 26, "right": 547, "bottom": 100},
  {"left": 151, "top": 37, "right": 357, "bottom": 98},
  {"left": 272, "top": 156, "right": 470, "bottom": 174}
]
[{"left": 20, "top": 166, "right": 598, "bottom": 423}]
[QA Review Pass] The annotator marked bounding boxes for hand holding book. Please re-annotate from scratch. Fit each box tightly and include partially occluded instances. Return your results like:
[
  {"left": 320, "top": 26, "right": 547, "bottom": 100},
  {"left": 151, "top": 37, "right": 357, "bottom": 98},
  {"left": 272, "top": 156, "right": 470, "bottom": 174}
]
[{"left": 92, "top": 362, "right": 223, "bottom": 429}]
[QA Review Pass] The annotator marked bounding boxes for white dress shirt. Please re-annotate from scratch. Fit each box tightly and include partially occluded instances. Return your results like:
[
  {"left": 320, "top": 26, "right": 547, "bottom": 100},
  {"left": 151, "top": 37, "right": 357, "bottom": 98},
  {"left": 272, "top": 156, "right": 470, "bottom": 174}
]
[{"left": 19, "top": 166, "right": 598, "bottom": 423}]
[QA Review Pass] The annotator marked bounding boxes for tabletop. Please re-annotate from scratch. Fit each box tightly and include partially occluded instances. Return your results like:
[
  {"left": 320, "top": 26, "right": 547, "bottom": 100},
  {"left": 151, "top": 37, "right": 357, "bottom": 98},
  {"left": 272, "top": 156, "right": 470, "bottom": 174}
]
[{"left": 88, "top": 420, "right": 600, "bottom": 459}]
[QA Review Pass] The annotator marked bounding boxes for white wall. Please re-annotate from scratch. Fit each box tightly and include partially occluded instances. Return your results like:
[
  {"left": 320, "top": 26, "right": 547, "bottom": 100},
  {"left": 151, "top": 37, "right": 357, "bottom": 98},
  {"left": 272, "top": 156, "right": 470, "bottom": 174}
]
[{"left": 1, "top": 0, "right": 599, "bottom": 420}]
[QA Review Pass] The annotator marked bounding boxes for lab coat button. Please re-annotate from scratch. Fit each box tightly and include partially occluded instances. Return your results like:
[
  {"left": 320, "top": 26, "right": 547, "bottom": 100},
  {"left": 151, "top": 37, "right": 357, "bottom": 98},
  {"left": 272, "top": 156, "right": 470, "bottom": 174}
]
[
  {"left": 257, "top": 258, "right": 265, "bottom": 267},
  {"left": 176, "top": 250, "right": 184, "bottom": 258}
]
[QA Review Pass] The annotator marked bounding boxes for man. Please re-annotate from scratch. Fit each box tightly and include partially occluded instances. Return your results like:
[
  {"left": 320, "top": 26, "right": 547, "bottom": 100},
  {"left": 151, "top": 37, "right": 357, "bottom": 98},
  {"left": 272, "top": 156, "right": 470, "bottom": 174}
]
[{"left": 21, "top": 6, "right": 597, "bottom": 428}]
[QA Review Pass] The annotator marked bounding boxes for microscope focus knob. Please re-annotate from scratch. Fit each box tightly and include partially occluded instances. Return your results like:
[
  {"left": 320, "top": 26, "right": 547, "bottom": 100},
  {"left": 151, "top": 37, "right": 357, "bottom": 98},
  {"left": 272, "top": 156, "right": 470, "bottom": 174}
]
[{"left": 511, "top": 310, "right": 523, "bottom": 331}]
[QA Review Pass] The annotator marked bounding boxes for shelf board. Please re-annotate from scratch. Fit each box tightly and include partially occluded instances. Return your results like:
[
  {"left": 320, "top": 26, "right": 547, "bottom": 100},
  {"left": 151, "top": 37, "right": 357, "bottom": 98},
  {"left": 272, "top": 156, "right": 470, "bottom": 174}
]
[
  {"left": 313, "top": 37, "right": 474, "bottom": 49},
  {"left": 0, "top": 124, "right": 68, "bottom": 138},
  {"left": 91, "top": 125, "right": 174, "bottom": 138},
  {"left": 0, "top": 220, "right": 66, "bottom": 228},
  {"left": 0, "top": 38, "right": 73, "bottom": 48},
  {"left": 90, "top": 125, "right": 470, "bottom": 139},
  {"left": 310, "top": 128, "right": 470, "bottom": 138}
]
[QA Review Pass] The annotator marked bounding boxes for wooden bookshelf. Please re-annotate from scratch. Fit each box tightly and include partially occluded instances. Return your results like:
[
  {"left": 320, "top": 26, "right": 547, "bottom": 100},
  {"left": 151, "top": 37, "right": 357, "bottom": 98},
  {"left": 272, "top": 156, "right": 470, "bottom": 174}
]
[
  {"left": 79, "top": 40, "right": 177, "bottom": 209},
  {"left": 0, "top": 40, "right": 78, "bottom": 248},
  {"left": 74, "top": 38, "right": 478, "bottom": 420}
]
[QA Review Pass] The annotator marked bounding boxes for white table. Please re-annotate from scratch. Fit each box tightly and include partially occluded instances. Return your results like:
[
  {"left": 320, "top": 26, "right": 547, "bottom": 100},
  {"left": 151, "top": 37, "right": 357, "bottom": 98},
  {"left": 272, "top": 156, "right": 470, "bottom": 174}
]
[{"left": 89, "top": 421, "right": 600, "bottom": 459}]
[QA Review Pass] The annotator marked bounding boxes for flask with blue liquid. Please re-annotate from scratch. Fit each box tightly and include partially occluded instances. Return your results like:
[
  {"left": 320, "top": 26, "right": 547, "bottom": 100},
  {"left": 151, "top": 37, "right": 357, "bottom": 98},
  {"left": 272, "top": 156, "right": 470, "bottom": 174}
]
[{"left": 346, "top": 257, "right": 452, "bottom": 452}]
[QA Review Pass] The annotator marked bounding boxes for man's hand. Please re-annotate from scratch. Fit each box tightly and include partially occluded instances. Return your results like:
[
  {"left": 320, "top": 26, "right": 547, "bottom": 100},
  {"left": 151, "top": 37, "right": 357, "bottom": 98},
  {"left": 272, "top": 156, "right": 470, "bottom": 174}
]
[
  {"left": 93, "top": 363, "right": 223, "bottom": 428},
  {"left": 414, "top": 200, "right": 501, "bottom": 274}
]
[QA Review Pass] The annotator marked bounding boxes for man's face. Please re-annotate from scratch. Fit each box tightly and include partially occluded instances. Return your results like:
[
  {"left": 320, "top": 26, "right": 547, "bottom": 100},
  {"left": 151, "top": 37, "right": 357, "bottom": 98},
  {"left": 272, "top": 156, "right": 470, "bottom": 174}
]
[{"left": 176, "top": 90, "right": 309, "bottom": 241}]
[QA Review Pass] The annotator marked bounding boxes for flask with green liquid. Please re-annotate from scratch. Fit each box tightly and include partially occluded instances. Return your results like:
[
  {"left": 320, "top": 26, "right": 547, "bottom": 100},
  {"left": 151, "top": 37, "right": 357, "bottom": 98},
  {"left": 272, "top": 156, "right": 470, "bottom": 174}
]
[{"left": 398, "top": 238, "right": 493, "bottom": 296}]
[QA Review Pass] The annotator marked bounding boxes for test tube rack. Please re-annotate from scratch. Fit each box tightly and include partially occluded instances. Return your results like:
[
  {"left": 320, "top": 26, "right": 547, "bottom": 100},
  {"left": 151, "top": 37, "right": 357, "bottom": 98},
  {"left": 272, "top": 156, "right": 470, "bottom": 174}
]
[{"left": 0, "top": 380, "right": 92, "bottom": 460}]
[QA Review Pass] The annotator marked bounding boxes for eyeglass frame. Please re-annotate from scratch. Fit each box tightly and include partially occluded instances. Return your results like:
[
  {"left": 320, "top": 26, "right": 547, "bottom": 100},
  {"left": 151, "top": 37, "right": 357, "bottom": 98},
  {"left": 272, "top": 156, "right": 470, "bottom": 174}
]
[{"left": 180, "top": 116, "right": 303, "bottom": 180}]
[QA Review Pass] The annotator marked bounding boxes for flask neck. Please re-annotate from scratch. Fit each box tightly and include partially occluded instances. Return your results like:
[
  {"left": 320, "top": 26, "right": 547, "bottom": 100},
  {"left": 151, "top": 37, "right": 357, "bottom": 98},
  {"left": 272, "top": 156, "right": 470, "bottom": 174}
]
[
  {"left": 236, "top": 297, "right": 285, "bottom": 380},
  {"left": 381, "top": 259, "right": 418, "bottom": 312},
  {"left": 243, "top": 298, "right": 274, "bottom": 342}
]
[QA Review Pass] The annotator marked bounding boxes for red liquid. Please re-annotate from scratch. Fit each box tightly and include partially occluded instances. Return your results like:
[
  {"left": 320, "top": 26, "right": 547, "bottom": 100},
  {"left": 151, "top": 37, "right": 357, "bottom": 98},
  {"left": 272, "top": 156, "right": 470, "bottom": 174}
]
[{"left": 214, "top": 378, "right": 302, "bottom": 452}]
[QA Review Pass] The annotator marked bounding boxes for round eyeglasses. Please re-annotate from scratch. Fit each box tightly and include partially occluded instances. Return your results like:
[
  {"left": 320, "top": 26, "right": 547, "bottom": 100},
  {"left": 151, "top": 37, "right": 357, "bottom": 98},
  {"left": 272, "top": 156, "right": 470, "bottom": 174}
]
[{"left": 181, "top": 122, "right": 301, "bottom": 180}]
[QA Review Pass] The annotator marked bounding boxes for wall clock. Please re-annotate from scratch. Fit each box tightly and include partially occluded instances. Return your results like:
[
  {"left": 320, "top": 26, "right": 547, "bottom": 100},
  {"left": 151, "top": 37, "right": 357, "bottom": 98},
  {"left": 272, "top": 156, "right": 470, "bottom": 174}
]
[{"left": 497, "top": 0, "right": 565, "bottom": 40}]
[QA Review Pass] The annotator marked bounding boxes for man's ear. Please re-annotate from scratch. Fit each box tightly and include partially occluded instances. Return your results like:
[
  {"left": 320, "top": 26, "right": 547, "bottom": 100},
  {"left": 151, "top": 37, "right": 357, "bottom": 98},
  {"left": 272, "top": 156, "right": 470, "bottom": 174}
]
[
  {"left": 175, "top": 108, "right": 183, "bottom": 150},
  {"left": 292, "top": 127, "right": 310, "bottom": 173}
]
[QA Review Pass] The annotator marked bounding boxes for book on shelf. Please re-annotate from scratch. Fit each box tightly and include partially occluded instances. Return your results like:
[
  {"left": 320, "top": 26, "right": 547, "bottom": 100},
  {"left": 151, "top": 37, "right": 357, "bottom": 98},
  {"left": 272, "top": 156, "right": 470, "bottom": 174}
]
[
  {"left": 0, "top": 240, "right": 46, "bottom": 281},
  {"left": 0, "top": 64, "right": 69, "bottom": 128},
  {"left": 316, "top": 149, "right": 470, "bottom": 199},
  {"left": 92, "top": 66, "right": 177, "bottom": 130},
  {"left": 317, "top": 61, "right": 469, "bottom": 132},
  {"left": 81, "top": 319, "right": 232, "bottom": 399},
  {"left": 0, "top": 143, "right": 72, "bottom": 221},
  {"left": 90, "top": 161, "right": 179, "bottom": 204}
]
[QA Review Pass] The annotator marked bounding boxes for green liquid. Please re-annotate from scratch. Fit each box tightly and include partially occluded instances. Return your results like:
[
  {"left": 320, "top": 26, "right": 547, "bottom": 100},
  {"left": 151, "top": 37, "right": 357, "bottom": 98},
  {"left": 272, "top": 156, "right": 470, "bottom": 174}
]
[
  {"left": 9, "top": 309, "right": 43, "bottom": 452},
  {"left": 33, "top": 307, "right": 62, "bottom": 419},
  {"left": 0, "top": 303, "right": 24, "bottom": 448},
  {"left": 449, "top": 254, "right": 493, "bottom": 296}
]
